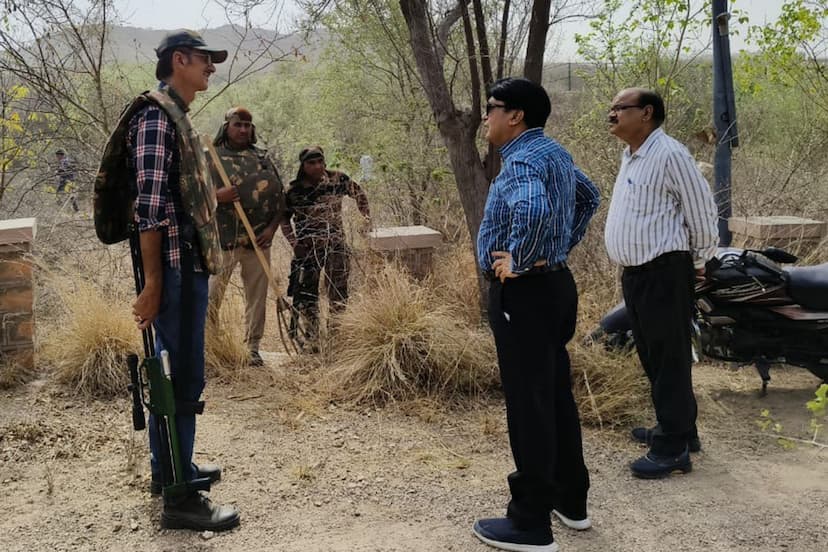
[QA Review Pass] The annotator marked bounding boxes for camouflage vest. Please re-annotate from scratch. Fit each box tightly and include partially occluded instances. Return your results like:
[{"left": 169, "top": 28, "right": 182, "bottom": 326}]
[
  {"left": 94, "top": 88, "right": 223, "bottom": 274},
  {"left": 212, "top": 145, "right": 286, "bottom": 250}
]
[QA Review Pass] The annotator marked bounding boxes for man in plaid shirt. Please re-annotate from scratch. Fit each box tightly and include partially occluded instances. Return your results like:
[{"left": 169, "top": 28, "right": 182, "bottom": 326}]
[{"left": 128, "top": 30, "right": 239, "bottom": 532}]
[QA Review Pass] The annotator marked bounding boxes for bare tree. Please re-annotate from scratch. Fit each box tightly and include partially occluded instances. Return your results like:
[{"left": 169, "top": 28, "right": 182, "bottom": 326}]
[
  {"left": 525, "top": 0, "right": 600, "bottom": 83},
  {"left": 0, "top": 0, "right": 129, "bottom": 219}
]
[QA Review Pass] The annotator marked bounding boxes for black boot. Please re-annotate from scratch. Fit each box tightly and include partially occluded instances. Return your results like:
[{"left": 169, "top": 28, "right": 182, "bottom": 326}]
[
  {"left": 161, "top": 492, "right": 240, "bottom": 531},
  {"left": 151, "top": 463, "right": 222, "bottom": 495}
]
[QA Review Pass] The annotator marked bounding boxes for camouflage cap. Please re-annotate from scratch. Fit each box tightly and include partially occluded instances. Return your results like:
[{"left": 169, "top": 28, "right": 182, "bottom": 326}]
[{"left": 155, "top": 29, "right": 228, "bottom": 64}]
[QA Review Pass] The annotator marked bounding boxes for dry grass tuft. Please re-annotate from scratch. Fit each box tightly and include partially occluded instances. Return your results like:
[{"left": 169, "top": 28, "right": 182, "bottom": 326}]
[
  {"left": 570, "top": 340, "right": 650, "bottom": 428},
  {"left": 566, "top": 232, "right": 651, "bottom": 427},
  {"left": 40, "top": 278, "right": 139, "bottom": 398},
  {"left": 0, "top": 354, "right": 37, "bottom": 389},
  {"left": 205, "top": 292, "right": 250, "bottom": 381},
  {"left": 430, "top": 240, "right": 483, "bottom": 326},
  {"left": 326, "top": 264, "right": 498, "bottom": 404}
]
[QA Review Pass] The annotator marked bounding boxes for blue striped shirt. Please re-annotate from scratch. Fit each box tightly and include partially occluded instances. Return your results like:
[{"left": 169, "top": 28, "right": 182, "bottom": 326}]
[{"left": 476, "top": 128, "right": 600, "bottom": 272}]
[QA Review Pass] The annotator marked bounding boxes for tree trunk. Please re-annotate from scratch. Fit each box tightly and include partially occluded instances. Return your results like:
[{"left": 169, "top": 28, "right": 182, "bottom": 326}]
[
  {"left": 524, "top": 0, "right": 551, "bottom": 83},
  {"left": 399, "top": 0, "right": 490, "bottom": 251}
]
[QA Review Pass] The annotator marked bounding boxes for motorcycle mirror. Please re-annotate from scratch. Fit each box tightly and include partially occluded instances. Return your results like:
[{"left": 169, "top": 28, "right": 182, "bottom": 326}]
[{"left": 759, "top": 247, "right": 798, "bottom": 264}]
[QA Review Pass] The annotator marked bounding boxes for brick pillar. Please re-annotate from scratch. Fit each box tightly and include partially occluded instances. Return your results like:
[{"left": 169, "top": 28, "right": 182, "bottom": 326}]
[
  {"left": 368, "top": 225, "right": 442, "bottom": 280},
  {"left": 0, "top": 218, "right": 37, "bottom": 370}
]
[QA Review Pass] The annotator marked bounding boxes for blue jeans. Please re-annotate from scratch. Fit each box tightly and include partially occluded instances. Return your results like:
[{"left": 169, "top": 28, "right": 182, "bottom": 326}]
[{"left": 149, "top": 265, "right": 208, "bottom": 483}]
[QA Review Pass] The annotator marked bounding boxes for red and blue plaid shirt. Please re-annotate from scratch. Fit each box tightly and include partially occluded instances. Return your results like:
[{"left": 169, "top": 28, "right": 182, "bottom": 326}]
[{"left": 127, "top": 103, "right": 202, "bottom": 271}]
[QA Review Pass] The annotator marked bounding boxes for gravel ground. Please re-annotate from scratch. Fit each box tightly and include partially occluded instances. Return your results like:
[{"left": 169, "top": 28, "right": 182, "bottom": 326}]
[{"left": 1, "top": 358, "right": 826, "bottom": 552}]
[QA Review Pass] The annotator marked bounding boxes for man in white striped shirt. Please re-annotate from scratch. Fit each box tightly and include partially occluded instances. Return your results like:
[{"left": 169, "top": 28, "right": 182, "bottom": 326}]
[{"left": 604, "top": 88, "right": 718, "bottom": 479}]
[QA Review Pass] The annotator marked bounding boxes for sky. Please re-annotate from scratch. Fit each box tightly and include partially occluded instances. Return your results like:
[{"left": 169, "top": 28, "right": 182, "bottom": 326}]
[
  {"left": 116, "top": 0, "right": 789, "bottom": 61},
  {"left": 114, "top": 0, "right": 302, "bottom": 33}
]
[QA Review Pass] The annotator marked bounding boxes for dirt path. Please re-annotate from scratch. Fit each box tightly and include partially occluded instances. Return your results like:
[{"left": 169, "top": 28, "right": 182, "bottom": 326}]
[{"left": 1, "top": 359, "right": 826, "bottom": 552}]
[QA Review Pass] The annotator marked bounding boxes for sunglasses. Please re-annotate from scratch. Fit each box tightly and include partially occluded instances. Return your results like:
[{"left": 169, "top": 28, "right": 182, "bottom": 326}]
[
  {"left": 188, "top": 50, "right": 213, "bottom": 65},
  {"left": 485, "top": 102, "right": 511, "bottom": 115}
]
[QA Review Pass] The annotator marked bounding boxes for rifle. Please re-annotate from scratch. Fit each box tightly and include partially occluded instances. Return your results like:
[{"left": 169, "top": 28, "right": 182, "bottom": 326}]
[{"left": 127, "top": 226, "right": 211, "bottom": 500}]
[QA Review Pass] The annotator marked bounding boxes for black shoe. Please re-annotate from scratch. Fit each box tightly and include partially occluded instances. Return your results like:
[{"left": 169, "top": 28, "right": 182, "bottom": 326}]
[
  {"left": 630, "top": 448, "right": 692, "bottom": 479},
  {"left": 161, "top": 492, "right": 240, "bottom": 531},
  {"left": 631, "top": 426, "right": 701, "bottom": 453},
  {"left": 151, "top": 463, "right": 222, "bottom": 495},
  {"left": 248, "top": 350, "right": 265, "bottom": 367},
  {"left": 472, "top": 518, "right": 558, "bottom": 552}
]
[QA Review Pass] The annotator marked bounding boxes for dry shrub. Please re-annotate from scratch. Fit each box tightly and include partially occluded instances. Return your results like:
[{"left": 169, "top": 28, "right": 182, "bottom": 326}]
[
  {"left": 327, "top": 264, "right": 498, "bottom": 403},
  {"left": 562, "top": 223, "right": 652, "bottom": 427},
  {"left": 205, "top": 291, "right": 250, "bottom": 381},
  {"left": 430, "top": 239, "right": 482, "bottom": 326},
  {"left": 40, "top": 279, "right": 139, "bottom": 398},
  {"left": 570, "top": 341, "right": 649, "bottom": 428},
  {"left": 0, "top": 354, "right": 36, "bottom": 389}
]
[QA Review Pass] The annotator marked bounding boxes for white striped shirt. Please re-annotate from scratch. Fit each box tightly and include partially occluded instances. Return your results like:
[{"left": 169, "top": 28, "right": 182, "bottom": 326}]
[{"left": 604, "top": 128, "right": 718, "bottom": 268}]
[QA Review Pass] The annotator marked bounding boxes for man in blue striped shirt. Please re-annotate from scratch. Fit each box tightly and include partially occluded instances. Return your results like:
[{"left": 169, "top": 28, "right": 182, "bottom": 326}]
[{"left": 473, "top": 78, "right": 600, "bottom": 552}]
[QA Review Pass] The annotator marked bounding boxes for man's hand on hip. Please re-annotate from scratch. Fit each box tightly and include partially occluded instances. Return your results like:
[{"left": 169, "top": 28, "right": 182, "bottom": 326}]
[{"left": 492, "top": 251, "right": 518, "bottom": 283}]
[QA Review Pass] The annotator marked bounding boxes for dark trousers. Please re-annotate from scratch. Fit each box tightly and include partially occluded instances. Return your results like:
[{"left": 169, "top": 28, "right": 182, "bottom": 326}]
[
  {"left": 293, "top": 239, "right": 350, "bottom": 319},
  {"left": 149, "top": 266, "right": 208, "bottom": 484},
  {"left": 622, "top": 251, "right": 698, "bottom": 456},
  {"left": 488, "top": 270, "right": 590, "bottom": 530}
]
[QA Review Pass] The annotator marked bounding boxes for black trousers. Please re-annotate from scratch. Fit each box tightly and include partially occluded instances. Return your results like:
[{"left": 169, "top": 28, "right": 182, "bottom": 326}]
[
  {"left": 622, "top": 251, "right": 698, "bottom": 456},
  {"left": 488, "top": 270, "right": 590, "bottom": 530}
]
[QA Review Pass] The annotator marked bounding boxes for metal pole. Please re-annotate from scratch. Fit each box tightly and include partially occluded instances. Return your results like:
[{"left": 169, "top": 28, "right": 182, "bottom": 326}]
[{"left": 712, "top": 0, "right": 739, "bottom": 246}]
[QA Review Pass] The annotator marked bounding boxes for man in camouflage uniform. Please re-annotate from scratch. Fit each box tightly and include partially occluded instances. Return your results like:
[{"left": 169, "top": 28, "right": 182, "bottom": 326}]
[
  {"left": 128, "top": 30, "right": 239, "bottom": 531},
  {"left": 208, "top": 107, "right": 287, "bottom": 366},
  {"left": 280, "top": 147, "right": 370, "bottom": 345}
]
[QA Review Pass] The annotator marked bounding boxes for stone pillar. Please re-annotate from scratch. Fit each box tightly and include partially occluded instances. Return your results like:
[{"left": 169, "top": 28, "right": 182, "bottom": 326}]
[
  {"left": 728, "top": 216, "right": 826, "bottom": 254},
  {"left": 368, "top": 225, "right": 442, "bottom": 280},
  {"left": 0, "top": 218, "right": 37, "bottom": 370}
]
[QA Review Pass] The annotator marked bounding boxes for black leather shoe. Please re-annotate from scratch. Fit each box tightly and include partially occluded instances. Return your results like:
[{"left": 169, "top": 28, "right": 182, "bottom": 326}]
[
  {"left": 630, "top": 448, "right": 692, "bottom": 479},
  {"left": 631, "top": 425, "right": 701, "bottom": 453},
  {"left": 161, "top": 492, "right": 240, "bottom": 531},
  {"left": 151, "top": 463, "right": 222, "bottom": 495}
]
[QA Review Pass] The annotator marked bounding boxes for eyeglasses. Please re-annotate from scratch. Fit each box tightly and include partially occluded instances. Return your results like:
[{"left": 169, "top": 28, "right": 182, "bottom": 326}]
[
  {"left": 485, "top": 102, "right": 510, "bottom": 115},
  {"left": 188, "top": 50, "right": 213, "bottom": 65},
  {"left": 609, "top": 104, "right": 643, "bottom": 113}
]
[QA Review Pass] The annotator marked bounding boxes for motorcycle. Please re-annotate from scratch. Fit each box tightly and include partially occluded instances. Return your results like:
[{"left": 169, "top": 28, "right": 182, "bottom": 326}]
[{"left": 590, "top": 247, "right": 828, "bottom": 393}]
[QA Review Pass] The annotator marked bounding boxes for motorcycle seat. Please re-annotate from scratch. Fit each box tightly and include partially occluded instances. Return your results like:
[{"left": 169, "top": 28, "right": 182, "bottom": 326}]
[{"left": 787, "top": 263, "right": 828, "bottom": 309}]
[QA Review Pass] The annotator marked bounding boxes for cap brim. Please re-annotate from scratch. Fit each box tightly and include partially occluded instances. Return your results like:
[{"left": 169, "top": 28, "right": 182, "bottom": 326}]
[{"left": 203, "top": 48, "right": 228, "bottom": 64}]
